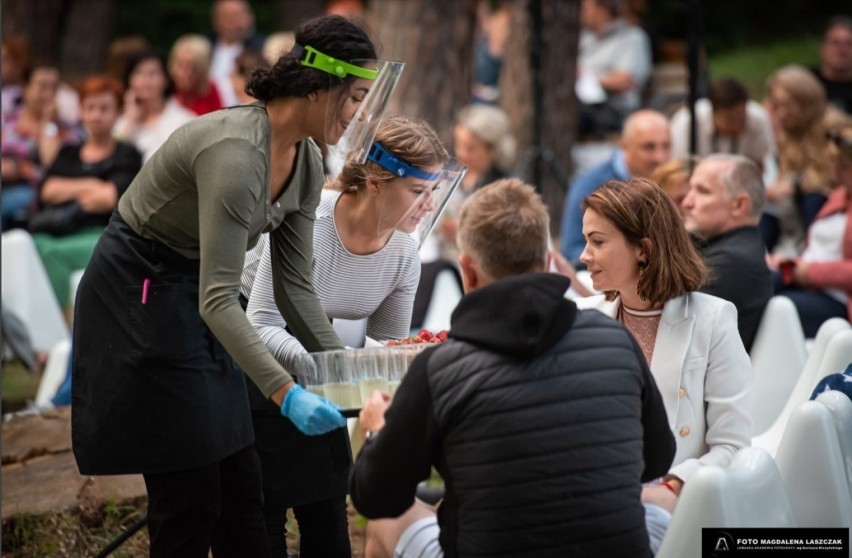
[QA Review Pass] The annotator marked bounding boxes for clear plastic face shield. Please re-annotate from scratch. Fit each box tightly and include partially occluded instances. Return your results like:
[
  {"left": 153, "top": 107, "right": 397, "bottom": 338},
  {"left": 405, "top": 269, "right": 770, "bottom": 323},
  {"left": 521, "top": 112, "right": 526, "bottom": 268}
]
[
  {"left": 324, "top": 59, "right": 406, "bottom": 180},
  {"left": 289, "top": 44, "right": 404, "bottom": 164},
  {"left": 368, "top": 142, "right": 468, "bottom": 249}
]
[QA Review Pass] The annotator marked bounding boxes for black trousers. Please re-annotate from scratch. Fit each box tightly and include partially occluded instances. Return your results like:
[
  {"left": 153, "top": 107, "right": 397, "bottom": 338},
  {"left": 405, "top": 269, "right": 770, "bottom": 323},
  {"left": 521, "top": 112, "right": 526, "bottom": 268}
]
[
  {"left": 264, "top": 495, "right": 351, "bottom": 558},
  {"left": 143, "top": 445, "right": 270, "bottom": 558}
]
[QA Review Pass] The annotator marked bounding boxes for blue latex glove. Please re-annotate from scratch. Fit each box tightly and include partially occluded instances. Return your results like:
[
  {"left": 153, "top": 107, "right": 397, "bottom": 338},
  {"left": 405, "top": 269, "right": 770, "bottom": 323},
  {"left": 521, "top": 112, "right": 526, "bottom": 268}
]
[{"left": 280, "top": 384, "right": 346, "bottom": 435}]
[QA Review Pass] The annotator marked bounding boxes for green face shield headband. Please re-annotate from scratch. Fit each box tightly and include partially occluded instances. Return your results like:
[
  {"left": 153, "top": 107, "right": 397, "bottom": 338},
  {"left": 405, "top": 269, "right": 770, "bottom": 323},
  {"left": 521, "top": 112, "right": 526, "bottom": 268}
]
[{"left": 291, "top": 43, "right": 379, "bottom": 80}]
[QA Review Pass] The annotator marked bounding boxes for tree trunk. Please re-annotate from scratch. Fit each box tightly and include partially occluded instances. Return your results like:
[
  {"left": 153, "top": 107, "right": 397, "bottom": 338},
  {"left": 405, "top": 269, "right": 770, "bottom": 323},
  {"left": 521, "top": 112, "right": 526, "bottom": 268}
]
[
  {"left": 367, "top": 0, "right": 478, "bottom": 146},
  {"left": 60, "top": 0, "right": 115, "bottom": 81},
  {"left": 1, "top": 0, "right": 66, "bottom": 64},
  {"left": 501, "top": 0, "right": 580, "bottom": 237},
  {"left": 275, "top": 0, "right": 325, "bottom": 29}
]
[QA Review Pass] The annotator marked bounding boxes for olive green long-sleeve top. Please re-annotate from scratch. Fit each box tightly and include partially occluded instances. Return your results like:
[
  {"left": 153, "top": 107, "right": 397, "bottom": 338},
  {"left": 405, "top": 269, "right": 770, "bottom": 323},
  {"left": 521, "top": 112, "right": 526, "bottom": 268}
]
[{"left": 118, "top": 103, "right": 343, "bottom": 397}]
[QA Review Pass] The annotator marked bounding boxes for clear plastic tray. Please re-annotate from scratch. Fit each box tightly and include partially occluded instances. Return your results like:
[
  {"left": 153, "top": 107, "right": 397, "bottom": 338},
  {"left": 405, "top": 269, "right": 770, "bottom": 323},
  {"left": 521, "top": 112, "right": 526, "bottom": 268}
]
[{"left": 292, "top": 345, "right": 429, "bottom": 414}]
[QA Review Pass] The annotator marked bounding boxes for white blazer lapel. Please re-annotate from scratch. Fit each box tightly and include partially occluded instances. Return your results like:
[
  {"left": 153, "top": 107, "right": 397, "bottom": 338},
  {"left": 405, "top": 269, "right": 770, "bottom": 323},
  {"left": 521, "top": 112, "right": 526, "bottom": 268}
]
[{"left": 649, "top": 294, "right": 695, "bottom": 430}]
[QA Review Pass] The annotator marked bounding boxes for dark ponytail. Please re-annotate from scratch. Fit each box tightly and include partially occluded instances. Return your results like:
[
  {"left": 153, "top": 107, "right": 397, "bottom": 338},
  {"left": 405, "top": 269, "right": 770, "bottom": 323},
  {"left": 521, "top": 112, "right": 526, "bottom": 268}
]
[{"left": 246, "top": 15, "right": 378, "bottom": 101}]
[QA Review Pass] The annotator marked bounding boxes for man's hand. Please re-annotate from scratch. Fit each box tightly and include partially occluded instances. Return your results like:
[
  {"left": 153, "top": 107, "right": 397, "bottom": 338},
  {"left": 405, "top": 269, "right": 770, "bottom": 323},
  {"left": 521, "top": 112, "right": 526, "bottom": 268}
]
[{"left": 359, "top": 389, "right": 391, "bottom": 437}]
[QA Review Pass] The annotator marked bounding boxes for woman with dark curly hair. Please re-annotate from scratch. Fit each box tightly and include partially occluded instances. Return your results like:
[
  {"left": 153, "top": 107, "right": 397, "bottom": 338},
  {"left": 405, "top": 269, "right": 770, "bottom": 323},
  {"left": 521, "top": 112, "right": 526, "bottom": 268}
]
[{"left": 72, "top": 15, "right": 380, "bottom": 557}]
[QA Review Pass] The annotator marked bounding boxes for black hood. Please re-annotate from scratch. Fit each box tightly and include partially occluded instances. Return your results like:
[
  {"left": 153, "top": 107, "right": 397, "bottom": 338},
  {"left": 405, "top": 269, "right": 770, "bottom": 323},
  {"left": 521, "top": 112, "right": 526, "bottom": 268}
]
[{"left": 448, "top": 273, "right": 577, "bottom": 359}]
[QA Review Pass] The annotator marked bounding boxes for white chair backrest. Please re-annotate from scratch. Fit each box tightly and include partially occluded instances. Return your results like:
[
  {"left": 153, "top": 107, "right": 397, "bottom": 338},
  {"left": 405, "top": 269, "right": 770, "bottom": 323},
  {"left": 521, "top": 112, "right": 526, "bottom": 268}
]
[
  {"left": 421, "top": 268, "right": 462, "bottom": 332},
  {"left": 34, "top": 339, "right": 71, "bottom": 408},
  {"left": 1, "top": 230, "right": 69, "bottom": 352},
  {"left": 656, "top": 447, "right": 796, "bottom": 558},
  {"left": 749, "top": 296, "right": 809, "bottom": 435},
  {"left": 815, "top": 329, "right": 852, "bottom": 381},
  {"left": 333, "top": 318, "right": 367, "bottom": 348},
  {"left": 754, "top": 321, "right": 852, "bottom": 454},
  {"left": 774, "top": 392, "right": 852, "bottom": 527}
]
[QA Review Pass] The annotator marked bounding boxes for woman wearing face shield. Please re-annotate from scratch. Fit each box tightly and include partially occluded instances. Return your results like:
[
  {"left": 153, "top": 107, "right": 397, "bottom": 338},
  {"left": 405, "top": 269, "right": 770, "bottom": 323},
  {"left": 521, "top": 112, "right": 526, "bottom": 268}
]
[
  {"left": 241, "top": 115, "right": 449, "bottom": 557},
  {"left": 71, "top": 15, "right": 378, "bottom": 558}
]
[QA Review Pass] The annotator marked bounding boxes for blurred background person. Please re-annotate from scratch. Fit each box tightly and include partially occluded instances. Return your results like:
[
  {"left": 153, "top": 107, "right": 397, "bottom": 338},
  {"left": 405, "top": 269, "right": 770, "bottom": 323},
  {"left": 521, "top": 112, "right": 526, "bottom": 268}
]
[
  {"left": 169, "top": 34, "right": 224, "bottom": 116},
  {"left": 114, "top": 50, "right": 195, "bottom": 163},
  {"left": 29, "top": 75, "right": 142, "bottom": 316},
  {"left": 670, "top": 77, "right": 775, "bottom": 171},
  {"left": 650, "top": 156, "right": 698, "bottom": 217},
  {"left": 762, "top": 64, "right": 847, "bottom": 256},
  {"left": 561, "top": 109, "right": 671, "bottom": 265},
  {"left": 771, "top": 118, "right": 852, "bottom": 338},
  {"left": 471, "top": 0, "right": 511, "bottom": 104},
  {"left": 577, "top": 0, "right": 652, "bottom": 137},
  {"left": 262, "top": 31, "right": 295, "bottom": 67},
  {"left": 230, "top": 48, "right": 269, "bottom": 105},
  {"left": 207, "top": 0, "right": 265, "bottom": 107},
  {"left": 682, "top": 154, "right": 773, "bottom": 352},
  {"left": 433, "top": 103, "right": 516, "bottom": 263},
  {"left": 811, "top": 15, "right": 852, "bottom": 114},
  {"left": 2, "top": 61, "right": 78, "bottom": 231}
]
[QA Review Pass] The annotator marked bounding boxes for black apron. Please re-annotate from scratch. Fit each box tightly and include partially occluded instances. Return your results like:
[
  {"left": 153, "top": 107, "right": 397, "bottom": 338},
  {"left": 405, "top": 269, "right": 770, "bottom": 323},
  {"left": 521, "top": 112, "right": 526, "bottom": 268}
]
[
  {"left": 246, "top": 361, "right": 351, "bottom": 508},
  {"left": 72, "top": 212, "right": 254, "bottom": 475}
]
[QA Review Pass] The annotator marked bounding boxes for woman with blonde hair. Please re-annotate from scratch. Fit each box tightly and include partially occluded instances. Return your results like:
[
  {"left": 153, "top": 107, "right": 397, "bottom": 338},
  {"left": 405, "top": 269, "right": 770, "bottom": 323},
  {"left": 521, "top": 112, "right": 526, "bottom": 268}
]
[
  {"left": 772, "top": 118, "right": 852, "bottom": 337},
  {"left": 242, "top": 114, "right": 453, "bottom": 557},
  {"left": 650, "top": 156, "right": 699, "bottom": 217},
  {"left": 763, "top": 64, "right": 847, "bottom": 253},
  {"left": 576, "top": 178, "right": 752, "bottom": 503},
  {"left": 169, "top": 34, "right": 224, "bottom": 115}
]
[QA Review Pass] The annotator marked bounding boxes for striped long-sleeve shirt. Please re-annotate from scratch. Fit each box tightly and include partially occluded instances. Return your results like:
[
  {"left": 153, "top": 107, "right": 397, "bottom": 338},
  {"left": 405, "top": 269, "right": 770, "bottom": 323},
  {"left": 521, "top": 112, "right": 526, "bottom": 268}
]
[{"left": 242, "top": 190, "right": 421, "bottom": 372}]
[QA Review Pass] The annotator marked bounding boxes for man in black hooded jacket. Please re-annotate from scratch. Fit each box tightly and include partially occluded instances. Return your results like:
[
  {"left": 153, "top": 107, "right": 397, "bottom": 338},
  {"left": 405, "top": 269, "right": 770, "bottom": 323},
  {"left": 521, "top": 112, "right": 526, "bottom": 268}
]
[{"left": 350, "top": 178, "right": 675, "bottom": 558}]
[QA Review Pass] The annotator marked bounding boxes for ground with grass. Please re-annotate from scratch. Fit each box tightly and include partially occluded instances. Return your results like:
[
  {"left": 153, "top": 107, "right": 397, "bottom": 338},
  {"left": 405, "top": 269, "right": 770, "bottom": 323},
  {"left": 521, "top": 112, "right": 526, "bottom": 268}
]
[
  {"left": 0, "top": 362, "right": 368, "bottom": 557},
  {"left": 708, "top": 36, "right": 821, "bottom": 99}
]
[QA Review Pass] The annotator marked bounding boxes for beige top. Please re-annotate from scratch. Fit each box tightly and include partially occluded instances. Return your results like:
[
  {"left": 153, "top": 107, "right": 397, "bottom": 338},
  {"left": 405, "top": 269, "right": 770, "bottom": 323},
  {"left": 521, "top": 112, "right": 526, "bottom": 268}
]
[
  {"left": 118, "top": 102, "right": 343, "bottom": 397},
  {"left": 617, "top": 304, "right": 663, "bottom": 366}
]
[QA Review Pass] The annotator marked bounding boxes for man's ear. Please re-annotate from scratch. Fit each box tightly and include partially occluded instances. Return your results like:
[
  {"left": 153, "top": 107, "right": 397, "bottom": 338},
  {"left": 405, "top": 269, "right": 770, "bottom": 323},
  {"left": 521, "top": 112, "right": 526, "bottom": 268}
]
[
  {"left": 731, "top": 192, "right": 750, "bottom": 217},
  {"left": 458, "top": 253, "right": 478, "bottom": 294}
]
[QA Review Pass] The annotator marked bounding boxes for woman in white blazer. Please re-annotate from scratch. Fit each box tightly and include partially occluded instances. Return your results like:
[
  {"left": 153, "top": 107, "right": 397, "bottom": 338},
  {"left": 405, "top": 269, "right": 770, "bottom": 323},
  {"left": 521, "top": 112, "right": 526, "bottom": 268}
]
[{"left": 574, "top": 178, "right": 752, "bottom": 499}]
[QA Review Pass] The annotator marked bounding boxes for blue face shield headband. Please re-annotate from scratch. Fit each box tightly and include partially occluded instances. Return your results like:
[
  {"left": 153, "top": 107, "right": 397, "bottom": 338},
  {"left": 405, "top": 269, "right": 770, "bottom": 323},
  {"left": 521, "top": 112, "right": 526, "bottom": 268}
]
[{"left": 367, "top": 142, "right": 443, "bottom": 181}]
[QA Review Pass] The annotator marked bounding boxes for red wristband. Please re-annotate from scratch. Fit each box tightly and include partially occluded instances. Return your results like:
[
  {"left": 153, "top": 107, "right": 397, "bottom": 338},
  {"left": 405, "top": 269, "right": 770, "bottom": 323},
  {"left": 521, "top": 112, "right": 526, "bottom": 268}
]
[{"left": 661, "top": 480, "right": 677, "bottom": 493}]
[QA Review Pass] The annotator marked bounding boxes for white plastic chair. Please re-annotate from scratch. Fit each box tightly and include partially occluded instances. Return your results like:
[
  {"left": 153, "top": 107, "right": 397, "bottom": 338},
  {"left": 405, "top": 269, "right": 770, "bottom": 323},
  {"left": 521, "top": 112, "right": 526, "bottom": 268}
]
[
  {"left": 333, "top": 318, "right": 367, "bottom": 348},
  {"left": 421, "top": 268, "right": 463, "bottom": 332},
  {"left": 1, "top": 230, "right": 70, "bottom": 351},
  {"left": 774, "top": 391, "right": 852, "bottom": 528},
  {"left": 656, "top": 447, "right": 796, "bottom": 558},
  {"left": 34, "top": 339, "right": 71, "bottom": 408},
  {"left": 749, "top": 296, "right": 809, "bottom": 435},
  {"left": 753, "top": 323, "right": 852, "bottom": 454}
]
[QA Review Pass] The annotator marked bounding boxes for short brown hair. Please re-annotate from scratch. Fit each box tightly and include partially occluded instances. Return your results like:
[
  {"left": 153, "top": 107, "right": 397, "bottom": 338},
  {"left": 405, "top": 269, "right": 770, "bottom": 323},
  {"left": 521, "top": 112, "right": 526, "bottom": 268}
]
[
  {"left": 582, "top": 178, "right": 707, "bottom": 305},
  {"left": 337, "top": 115, "right": 448, "bottom": 191},
  {"left": 708, "top": 78, "right": 749, "bottom": 109},
  {"left": 457, "top": 178, "right": 550, "bottom": 279},
  {"left": 79, "top": 75, "right": 124, "bottom": 108}
]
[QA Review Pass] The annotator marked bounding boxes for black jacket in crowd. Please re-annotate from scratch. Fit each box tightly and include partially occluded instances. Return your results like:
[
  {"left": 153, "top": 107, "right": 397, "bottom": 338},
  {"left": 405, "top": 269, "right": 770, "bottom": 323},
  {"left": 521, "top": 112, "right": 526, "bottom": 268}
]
[
  {"left": 351, "top": 273, "right": 675, "bottom": 558},
  {"left": 697, "top": 225, "right": 773, "bottom": 353}
]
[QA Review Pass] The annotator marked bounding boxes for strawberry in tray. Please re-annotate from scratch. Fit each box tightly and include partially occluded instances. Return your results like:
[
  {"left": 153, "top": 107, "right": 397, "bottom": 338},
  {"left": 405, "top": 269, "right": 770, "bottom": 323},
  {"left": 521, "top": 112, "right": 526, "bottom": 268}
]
[{"left": 386, "top": 329, "right": 449, "bottom": 346}]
